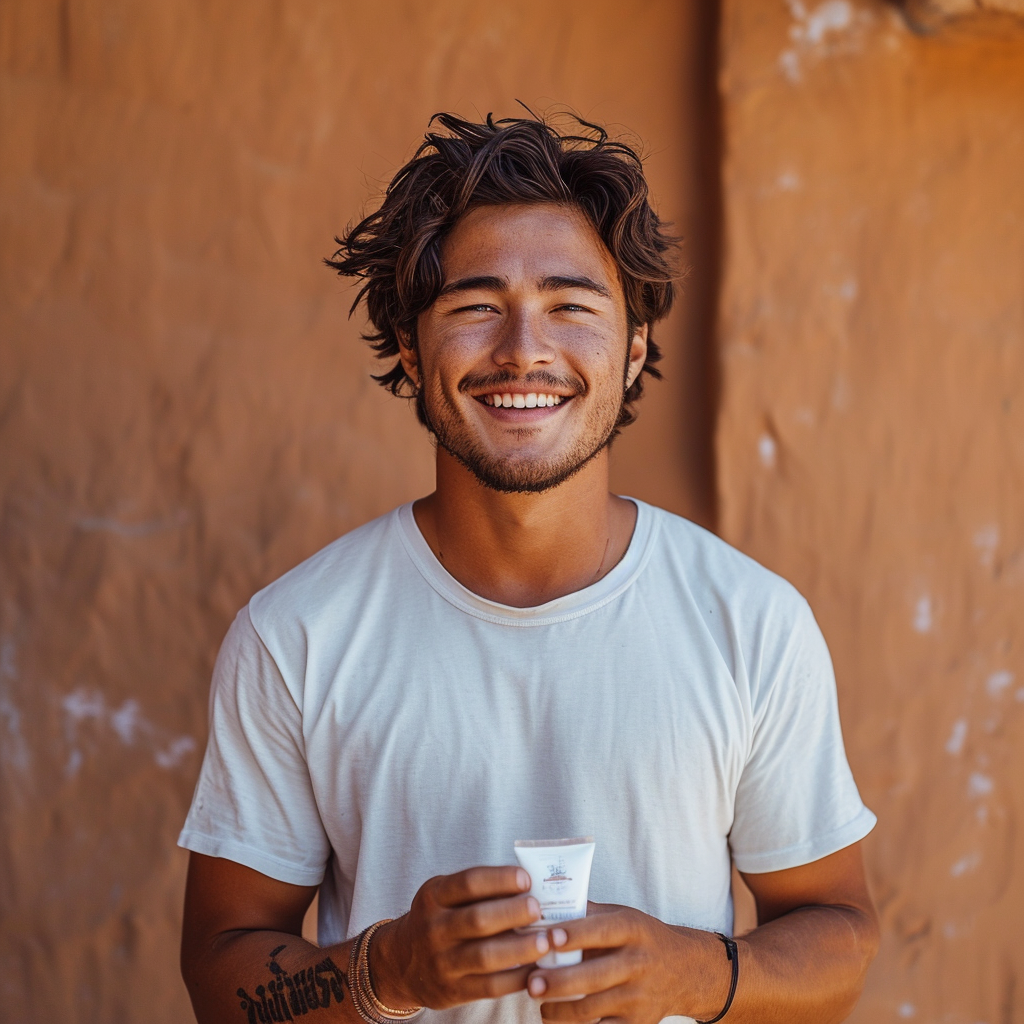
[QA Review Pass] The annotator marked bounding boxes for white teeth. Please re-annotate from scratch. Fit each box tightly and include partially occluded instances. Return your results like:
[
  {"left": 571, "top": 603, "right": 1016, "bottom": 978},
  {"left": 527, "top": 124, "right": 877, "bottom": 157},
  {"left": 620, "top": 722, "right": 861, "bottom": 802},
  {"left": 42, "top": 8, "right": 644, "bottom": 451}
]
[{"left": 485, "top": 393, "right": 564, "bottom": 408}]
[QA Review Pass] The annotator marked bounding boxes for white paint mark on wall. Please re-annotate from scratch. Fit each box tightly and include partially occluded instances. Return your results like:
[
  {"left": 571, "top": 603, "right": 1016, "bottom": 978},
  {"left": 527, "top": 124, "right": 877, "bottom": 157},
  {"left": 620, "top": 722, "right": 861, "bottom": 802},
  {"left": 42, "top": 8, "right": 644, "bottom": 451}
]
[
  {"left": 945, "top": 718, "right": 968, "bottom": 755},
  {"left": 950, "top": 852, "right": 981, "bottom": 878},
  {"left": 973, "top": 524, "right": 999, "bottom": 568},
  {"left": 801, "top": 0, "right": 854, "bottom": 44},
  {"left": 779, "top": 49, "right": 802, "bottom": 82},
  {"left": 968, "top": 772, "right": 994, "bottom": 798},
  {"left": 824, "top": 277, "right": 858, "bottom": 301},
  {"left": 985, "top": 670, "right": 1014, "bottom": 698},
  {"left": 913, "top": 595, "right": 933, "bottom": 634},
  {"left": 758, "top": 434, "right": 777, "bottom": 469},
  {"left": 831, "top": 374, "right": 850, "bottom": 411},
  {"left": 75, "top": 508, "right": 189, "bottom": 538},
  {"left": 777, "top": 170, "right": 802, "bottom": 191},
  {"left": 781, "top": 0, "right": 858, "bottom": 81},
  {"left": 62, "top": 687, "right": 195, "bottom": 773},
  {"left": 110, "top": 699, "right": 144, "bottom": 744},
  {"left": 0, "top": 638, "right": 30, "bottom": 774},
  {"left": 155, "top": 735, "right": 197, "bottom": 769},
  {"left": 898, "top": 1003, "right": 916, "bottom": 1018}
]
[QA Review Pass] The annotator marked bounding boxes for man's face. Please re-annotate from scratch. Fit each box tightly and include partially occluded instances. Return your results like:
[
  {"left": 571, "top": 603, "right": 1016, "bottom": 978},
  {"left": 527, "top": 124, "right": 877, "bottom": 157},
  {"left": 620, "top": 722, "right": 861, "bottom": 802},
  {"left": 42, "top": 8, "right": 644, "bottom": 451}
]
[{"left": 401, "top": 203, "right": 648, "bottom": 493}]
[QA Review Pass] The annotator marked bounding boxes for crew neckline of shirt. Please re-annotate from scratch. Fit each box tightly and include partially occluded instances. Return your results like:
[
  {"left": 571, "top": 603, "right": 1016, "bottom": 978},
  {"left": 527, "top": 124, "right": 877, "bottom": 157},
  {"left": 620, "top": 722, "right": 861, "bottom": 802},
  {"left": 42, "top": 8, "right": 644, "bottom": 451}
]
[{"left": 394, "top": 497, "right": 659, "bottom": 626}]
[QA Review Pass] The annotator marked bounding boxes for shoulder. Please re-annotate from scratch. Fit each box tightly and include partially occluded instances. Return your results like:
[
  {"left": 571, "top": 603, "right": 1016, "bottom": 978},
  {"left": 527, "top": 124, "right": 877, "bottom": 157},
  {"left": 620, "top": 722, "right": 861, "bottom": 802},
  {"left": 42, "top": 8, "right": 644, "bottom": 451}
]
[
  {"left": 641, "top": 502, "right": 808, "bottom": 620},
  {"left": 247, "top": 505, "right": 407, "bottom": 660},
  {"left": 637, "top": 502, "right": 819, "bottom": 688}
]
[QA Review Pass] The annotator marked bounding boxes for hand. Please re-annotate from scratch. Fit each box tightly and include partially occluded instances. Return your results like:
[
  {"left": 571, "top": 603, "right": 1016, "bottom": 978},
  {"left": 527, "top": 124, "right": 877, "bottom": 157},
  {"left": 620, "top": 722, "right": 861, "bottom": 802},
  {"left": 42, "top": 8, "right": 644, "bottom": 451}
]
[
  {"left": 525, "top": 902, "right": 732, "bottom": 1024},
  {"left": 371, "top": 866, "right": 552, "bottom": 1010}
]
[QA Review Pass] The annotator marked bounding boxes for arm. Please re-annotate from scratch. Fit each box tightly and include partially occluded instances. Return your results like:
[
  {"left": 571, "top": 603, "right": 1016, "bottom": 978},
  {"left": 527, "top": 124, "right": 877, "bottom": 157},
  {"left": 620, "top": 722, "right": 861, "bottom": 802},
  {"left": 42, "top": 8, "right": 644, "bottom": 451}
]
[
  {"left": 181, "top": 852, "right": 551, "bottom": 1024},
  {"left": 524, "top": 841, "right": 879, "bottom": 1024}
]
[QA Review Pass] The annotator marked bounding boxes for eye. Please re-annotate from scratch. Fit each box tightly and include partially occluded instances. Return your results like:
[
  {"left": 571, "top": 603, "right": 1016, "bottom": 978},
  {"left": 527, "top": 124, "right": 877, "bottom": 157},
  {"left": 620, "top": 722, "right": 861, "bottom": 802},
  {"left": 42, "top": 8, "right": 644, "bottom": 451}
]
[
  {"left": 452, "top": 303, "right": 499, "bottom": 314},
  {"left": 556, "top": 303, "right": 593, "bottom": 314}
]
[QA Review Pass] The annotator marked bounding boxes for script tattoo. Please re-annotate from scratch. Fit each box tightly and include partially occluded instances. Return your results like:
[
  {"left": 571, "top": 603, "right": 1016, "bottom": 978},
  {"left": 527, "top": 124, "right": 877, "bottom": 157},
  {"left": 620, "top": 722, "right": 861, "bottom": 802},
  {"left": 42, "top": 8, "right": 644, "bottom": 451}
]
[{"left": 237, "top": 945, "right": 349, "bottom": 1022}]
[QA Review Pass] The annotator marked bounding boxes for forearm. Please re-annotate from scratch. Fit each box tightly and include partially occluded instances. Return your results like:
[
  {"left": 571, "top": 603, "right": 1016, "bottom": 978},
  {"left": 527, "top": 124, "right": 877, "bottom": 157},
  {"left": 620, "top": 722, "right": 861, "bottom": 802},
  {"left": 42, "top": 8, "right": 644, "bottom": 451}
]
[
  {"left": 183, "top": 930, "right": 360, "bottom": 1024},
  {"left": 679, "top": 904, "right": 878, "bottom": 1024}
]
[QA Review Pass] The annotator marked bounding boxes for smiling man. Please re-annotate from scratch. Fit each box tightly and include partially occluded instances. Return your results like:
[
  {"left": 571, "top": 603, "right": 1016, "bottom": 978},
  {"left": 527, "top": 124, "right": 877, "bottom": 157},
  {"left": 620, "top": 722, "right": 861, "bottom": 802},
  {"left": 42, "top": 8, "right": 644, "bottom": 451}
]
[{"left": 179, "top": 113, "right": 878, "bottom": 1024}]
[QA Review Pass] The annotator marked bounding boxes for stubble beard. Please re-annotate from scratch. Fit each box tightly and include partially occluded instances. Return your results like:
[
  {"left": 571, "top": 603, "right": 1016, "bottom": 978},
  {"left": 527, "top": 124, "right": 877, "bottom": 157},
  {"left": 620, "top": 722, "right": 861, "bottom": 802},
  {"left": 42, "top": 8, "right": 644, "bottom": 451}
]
[{"left": 420, "top": 372, "right": 626, "bottom": 494}]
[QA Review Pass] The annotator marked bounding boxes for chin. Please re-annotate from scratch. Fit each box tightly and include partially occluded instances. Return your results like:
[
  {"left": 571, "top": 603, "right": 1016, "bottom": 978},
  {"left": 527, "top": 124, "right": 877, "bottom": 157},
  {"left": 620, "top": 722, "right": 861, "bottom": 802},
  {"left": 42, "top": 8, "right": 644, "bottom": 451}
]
[{"left": 453, "top": 445, "right": 608, "bottom": 494}]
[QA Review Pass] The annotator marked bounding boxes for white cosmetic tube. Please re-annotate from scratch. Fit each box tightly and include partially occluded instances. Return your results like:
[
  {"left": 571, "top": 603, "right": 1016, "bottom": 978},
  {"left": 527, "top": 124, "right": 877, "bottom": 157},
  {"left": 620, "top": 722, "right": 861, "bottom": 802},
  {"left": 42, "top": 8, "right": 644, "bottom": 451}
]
[{"left": 514, "top": 837, "right": 595, "bottom": 968}]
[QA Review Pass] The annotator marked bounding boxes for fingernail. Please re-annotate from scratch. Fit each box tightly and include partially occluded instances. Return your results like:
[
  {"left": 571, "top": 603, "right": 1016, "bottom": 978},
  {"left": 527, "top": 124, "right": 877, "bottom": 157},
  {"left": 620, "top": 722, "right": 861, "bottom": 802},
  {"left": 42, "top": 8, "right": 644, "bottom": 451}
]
[
  {"left": 529, "top": 976, "right": 547, "bottom": 997},
  {"left": 535, "top": 932, "right": 549, "bottom": 954},
  {"left": 551, "top": 928, "right": 567, "bottom": 947},
  {"left": 527, "top": 896, "right": 541, "bottom": 918},
  {"left": 517, "top": 869, "right": 531, "bottom": 891}
]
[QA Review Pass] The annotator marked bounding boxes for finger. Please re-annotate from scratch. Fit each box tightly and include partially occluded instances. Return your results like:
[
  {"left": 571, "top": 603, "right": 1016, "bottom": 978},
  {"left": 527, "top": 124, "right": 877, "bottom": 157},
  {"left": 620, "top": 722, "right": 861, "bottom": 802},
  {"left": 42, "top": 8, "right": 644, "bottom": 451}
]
[
  {"left": 554, "top": 912, "right": 633, "bottom": 952},
  {"left": 445, "top": 893, "right": 541, "bottom": 940},
  {"left": 539, "top": 986, "right": 634, "bottom": 1022},
  {"left": 445, "top": 929, "right": 551, "bottom": 975},
  {"left": 432, "top": 866, "right": 530, "bottom": 908},
  {"left": 526, "top": 952, "right": 631, "bottom": 1001},
  {"left": 543, "top": 1015, "right": 626, "bottom": 1024},
  {"left": 458, "top": 964, "right": 535, "bottom": 1002}
]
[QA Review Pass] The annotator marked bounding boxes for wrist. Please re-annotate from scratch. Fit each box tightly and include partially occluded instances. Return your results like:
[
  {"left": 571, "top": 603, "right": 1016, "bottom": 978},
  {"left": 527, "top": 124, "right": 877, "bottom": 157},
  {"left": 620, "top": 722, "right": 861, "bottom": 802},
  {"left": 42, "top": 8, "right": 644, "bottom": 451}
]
[
  {"left": 675, "top": 928, "right": 737, "bottom": 1022},
  {"left": 367, "top": 916, "right": 420, "bottom": 1012}
]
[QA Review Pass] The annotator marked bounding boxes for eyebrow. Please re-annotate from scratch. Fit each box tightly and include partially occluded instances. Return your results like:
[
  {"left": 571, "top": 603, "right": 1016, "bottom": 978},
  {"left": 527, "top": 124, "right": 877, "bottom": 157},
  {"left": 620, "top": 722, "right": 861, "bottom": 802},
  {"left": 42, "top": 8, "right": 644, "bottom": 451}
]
[
  {"left": 437, "top": 275, "right": 507, "bottom": 298},
  {"left": 437, "top": 274, "right": 612, "bottom": 300},
  {"left": 539, "top": 275, "right": 612, "bottom": 299}
]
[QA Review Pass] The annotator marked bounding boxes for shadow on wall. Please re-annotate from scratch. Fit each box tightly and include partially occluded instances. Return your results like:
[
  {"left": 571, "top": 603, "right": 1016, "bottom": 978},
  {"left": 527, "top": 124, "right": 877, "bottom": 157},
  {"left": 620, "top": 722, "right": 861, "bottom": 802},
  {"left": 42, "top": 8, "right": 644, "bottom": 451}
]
[{"left": 895, "top": 0, "right": 1024, "bottom": 34}]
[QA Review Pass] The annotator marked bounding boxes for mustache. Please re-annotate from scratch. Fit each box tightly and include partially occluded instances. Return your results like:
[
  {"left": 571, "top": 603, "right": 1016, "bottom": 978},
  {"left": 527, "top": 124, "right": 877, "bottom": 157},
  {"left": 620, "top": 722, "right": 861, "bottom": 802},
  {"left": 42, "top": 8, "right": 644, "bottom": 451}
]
[{"left": 457, "top": 370, "right": 585, "bottom": 395}]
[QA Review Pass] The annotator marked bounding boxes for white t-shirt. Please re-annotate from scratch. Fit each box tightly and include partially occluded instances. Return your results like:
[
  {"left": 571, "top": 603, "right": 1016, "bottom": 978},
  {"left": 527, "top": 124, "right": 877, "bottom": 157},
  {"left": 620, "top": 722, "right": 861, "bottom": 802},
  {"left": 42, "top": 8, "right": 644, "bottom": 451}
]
[{"left": 179, "top": 500, "right": 875, "bottom": 1024}]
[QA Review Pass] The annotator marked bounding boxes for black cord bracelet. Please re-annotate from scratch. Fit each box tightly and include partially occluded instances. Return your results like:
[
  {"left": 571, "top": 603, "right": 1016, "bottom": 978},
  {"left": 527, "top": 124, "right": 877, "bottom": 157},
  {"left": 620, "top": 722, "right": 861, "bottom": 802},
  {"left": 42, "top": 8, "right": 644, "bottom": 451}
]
[{"left": 695, "top": 932, "right": 738, "bottom": 1024}]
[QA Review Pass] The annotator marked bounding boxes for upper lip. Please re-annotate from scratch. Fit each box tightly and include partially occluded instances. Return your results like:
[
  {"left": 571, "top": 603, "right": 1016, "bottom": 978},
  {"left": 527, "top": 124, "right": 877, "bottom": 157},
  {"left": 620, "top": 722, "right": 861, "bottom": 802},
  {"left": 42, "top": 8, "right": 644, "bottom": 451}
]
[{"left": 470, "top": 386, "right": 576, "bottom": 398}]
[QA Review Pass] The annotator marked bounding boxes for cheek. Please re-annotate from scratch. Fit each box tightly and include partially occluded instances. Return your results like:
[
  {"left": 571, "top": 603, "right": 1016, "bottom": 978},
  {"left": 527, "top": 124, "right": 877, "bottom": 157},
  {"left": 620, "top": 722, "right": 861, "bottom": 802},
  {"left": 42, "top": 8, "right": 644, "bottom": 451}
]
[{"left": 422, "top": 325, "right": 496, "bottom": 377}]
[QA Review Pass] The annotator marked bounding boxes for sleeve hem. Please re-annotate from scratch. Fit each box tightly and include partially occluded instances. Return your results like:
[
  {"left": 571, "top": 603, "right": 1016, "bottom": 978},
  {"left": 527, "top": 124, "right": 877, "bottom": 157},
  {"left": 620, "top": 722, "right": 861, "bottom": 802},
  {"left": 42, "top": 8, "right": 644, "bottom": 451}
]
[
  {"left": 731, "top": 806, "right": 877, "bottom": 874},
  {"left": 177, "top": 830, "right": 326, "bottom": 887}
]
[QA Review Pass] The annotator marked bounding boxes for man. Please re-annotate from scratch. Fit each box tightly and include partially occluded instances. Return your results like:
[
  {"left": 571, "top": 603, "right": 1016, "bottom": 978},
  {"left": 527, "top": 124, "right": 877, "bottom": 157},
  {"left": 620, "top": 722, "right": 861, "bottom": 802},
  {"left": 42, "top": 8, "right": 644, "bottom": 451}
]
[{"left": 180, "top": 112, "right": 879, "bottom": 1024}]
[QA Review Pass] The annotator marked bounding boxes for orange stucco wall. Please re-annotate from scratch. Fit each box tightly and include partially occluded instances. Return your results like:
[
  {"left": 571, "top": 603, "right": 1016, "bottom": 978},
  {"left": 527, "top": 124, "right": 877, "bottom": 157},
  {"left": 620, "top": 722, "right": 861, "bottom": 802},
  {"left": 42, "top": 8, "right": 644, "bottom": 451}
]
[
  {"left": 2, "top": 0, "right": 1023, "bottom": 1021},
  {"left": 718, "top": 3, "right": 1024, "bottom": 1020},
  {"left": 0, "top": 2, "right": 715, "bottom": 1020}
]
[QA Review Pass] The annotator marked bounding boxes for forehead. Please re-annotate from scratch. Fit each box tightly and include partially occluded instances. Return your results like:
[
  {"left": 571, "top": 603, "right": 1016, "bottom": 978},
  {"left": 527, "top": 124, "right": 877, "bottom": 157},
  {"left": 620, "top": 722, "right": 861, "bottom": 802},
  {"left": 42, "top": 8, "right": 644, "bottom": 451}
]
[{"left": 440, "top": 204, "right": 621, "bottom": 291}]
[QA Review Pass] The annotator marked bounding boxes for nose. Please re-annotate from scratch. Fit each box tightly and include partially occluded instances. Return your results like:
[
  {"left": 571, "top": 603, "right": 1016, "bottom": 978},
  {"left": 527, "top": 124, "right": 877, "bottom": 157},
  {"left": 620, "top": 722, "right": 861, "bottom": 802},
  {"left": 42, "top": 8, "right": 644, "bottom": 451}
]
[{"left": 490, "top": 307, "right": 556, "bottom": 373}]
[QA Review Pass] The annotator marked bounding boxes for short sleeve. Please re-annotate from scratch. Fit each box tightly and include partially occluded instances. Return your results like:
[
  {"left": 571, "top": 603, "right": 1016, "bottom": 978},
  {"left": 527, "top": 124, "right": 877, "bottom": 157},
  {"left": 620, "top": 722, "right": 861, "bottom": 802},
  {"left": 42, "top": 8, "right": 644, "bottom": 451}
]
[
  {"left": 729, "top": 599, "right": 876, "bottom": 874},
  {"left": 178, "top": 607, "right": 330, "bottom": 885}
]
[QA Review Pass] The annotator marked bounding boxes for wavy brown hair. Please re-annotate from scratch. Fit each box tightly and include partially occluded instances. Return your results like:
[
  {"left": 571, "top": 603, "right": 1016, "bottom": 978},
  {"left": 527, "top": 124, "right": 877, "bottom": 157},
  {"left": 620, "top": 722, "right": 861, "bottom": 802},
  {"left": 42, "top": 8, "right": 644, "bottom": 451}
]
[{"left": 326, "top": 110, "right": 679, "bottom": 434}]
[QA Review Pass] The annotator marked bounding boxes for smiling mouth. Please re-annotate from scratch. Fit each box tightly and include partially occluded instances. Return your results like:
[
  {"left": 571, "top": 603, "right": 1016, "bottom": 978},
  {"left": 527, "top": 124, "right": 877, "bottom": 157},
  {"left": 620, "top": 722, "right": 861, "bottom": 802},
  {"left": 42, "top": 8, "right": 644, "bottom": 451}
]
[{"left": 477, "top": 392, "right": 568, "bottom": 409}]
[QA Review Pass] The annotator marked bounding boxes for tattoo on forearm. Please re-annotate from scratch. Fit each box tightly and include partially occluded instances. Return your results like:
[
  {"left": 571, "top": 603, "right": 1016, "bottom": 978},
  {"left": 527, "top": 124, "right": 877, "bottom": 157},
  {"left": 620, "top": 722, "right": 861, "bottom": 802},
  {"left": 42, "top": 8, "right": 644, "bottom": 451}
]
[{"left": 236, "top": 945, "right": 349, "bottom": 1022}]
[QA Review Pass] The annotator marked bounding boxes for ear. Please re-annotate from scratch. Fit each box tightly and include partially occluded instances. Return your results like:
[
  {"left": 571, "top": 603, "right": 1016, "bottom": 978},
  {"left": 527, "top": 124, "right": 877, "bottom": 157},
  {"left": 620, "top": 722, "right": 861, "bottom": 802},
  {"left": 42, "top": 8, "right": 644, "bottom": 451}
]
[
  {"left": 397, "top": 328, "right": 420, "bottom": 388},
  {"left": 625, "top": 322, "right": 649, "bottom": 390}
]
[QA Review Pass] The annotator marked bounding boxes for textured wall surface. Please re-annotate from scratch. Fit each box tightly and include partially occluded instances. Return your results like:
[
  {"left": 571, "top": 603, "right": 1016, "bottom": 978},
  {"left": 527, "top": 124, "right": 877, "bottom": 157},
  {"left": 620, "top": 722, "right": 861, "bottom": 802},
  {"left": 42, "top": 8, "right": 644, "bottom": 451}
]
[
  {"left": 6, "top": 0, "right": 1024, "bottom": 1021},
  {"left": 718, "top": 2, "right": 1024, "bottom": 1021},
  {"left": 0, "top": 2, "right": 716, "bottom": 1020}
]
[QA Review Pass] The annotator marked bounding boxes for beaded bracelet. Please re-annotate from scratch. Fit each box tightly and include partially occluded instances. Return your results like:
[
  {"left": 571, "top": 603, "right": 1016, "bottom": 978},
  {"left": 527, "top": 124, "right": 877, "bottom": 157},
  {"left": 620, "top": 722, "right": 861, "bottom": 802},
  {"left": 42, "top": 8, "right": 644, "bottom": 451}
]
[
  {"left": 695, "top": 932, "right": 738, "bottom": 1024},
  {"left": 348, "top": 920, "right": 424, "bottom": 1024}
]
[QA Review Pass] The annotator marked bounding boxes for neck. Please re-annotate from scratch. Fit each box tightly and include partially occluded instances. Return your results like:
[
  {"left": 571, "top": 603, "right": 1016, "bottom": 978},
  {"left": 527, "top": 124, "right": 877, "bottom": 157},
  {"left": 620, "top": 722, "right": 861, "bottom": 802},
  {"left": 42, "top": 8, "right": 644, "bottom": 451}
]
[{"left": 412, "top": 448, "right": 637, "bottom": 607}]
